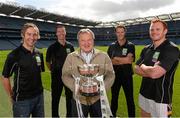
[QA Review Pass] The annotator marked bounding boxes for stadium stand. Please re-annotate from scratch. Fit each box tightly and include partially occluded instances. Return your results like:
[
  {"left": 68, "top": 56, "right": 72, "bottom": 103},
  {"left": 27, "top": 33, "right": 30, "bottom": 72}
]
[
  {"left": 0, "top": 39, "right": 17, "bottom": 50},
  {"left": 0, "top": 2, "right": 180, "bottom": 50}
]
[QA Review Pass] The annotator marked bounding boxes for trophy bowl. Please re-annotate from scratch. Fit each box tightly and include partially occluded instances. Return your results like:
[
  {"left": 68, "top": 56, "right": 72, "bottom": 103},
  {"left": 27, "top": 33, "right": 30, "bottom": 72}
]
[
  {"left": 80, "top": 81, "right": 99, "bottom": 96},
  {"left": 78, "top": 64, "right": 100, "bottom": 96},
  {"left": 78, "top": 64, "right": 89, "bottom": 76},
  {"left": 78, "top": 64, "right": 99, "bottom": 77}
]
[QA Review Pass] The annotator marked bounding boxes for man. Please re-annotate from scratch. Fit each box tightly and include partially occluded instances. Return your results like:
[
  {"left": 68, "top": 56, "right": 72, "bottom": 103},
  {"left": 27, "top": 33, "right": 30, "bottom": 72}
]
[
  {"left": 135, "top": 19, "right": 180, "bottom": 117},
  {"left": 62, "top": 28, "right": 115, "bottom": 117},
  {"left": 2, "top": 23, "right": 45, "bottom": 117},
  {"left": 46, "top": 25, "right": 74, "bottom": 117},
  {"left": 107, "top": 25, "right": 135, "bottom": 117}
]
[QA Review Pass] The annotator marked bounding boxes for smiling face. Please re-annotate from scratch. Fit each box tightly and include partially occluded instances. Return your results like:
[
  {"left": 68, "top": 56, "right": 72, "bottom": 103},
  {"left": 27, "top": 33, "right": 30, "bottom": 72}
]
[
  {"left": 149, "top": 21, "right": 167, "bottom": 42},
  {"left": 21, "top": 23, "right": 40, "bottom": 51},
  {"left": 116, "top": 27, "right": 126, "bottom": 41},
  {"left": 56, "top": 26, "right": 66, "bottom": 42},
  {"left": 79, "top": 32, "right": 94, "bottom": 53},
  {"left": 23, "top": 27, "right": 39, "bottom": 49}
]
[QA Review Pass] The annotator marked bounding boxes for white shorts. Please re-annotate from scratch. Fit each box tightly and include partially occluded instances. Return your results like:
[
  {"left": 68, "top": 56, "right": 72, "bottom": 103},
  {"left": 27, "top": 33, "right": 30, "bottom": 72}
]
[{"left": 139, "top": 94, "right": 172, "bottom": 117}]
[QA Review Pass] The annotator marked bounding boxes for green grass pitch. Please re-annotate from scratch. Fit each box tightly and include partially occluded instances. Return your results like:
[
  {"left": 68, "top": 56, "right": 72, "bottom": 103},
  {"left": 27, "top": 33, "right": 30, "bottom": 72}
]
[{"left": 0, "top": 45, "right": 180, "bottom": 117}]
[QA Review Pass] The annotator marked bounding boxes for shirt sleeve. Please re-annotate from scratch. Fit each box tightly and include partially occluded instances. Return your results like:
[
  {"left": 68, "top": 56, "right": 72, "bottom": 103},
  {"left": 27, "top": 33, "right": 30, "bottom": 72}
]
[
  {"left": 158, "top": 47, "right": 180, "bottom": 71},
  {"left": 103, "top": 53, "right": 115, "bottom": 90},
  {"left": 136, "top": 47, "right": 146, "bottom": 65},
  {"left": 46, "top": 46, "right": 52, "bottom": 63},
  {"left": 2, "top": 53, "right": 17, "bottom": 78},
  {"left": 62, "top": 54, "right": 75, "bottom": 92},
  {"left": 40, "top": 53, "right": 45, "bottom": 72},
  {"left": 128, "top": 44, "right": 135, "bottom": 62},
  {"left": 71, "top": 45, "right": 75, "bottom": 52},
  {"left": 107, "top": 45, "right": 114, "bottom": 58}
]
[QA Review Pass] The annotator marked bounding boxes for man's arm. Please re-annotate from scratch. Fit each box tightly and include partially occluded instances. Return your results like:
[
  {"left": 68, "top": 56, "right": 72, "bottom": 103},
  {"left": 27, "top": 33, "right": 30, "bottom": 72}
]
[
  {"left": 104, "top": 55, "right": 115, "bottom": 90},
  {"left": 134, "top": 65, "right": 149, "bottom": 77},
  {"left": 62, "top": 54, "right": 75, "bottom": 92},
  {"left": 140, "top": 62, "right": 166, "bottom": 79},
  {"left": 46, "top": 62, "right": 51, "bottom": 71},
  {"left": 1, "top": 77, "right": 13, "bottom": 102},
  {"left": 46, "top": 46, "right": 52, "bottom": 71},
  {"left": 112, "top": 53, "right": 134, "bottom": 65},
  {"left": 135, "top": 61, "right": 166, "bottom": 79}
]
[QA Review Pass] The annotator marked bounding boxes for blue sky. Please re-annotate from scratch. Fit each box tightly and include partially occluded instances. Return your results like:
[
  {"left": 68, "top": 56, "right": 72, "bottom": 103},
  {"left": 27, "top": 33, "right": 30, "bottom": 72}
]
[{"left": 1, "top": 0, "right": 180, "bottom": 22}]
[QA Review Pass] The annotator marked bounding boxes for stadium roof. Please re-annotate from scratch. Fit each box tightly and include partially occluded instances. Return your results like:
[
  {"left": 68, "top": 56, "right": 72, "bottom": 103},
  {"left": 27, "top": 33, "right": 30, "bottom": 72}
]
[
  {"left": 98, "top": 12, "right": 180, "bottom": 27},
  {"left": 1, "top": 2, "right": 180, "bottom": 28},
  {"left": 0, "top": 2, "right": 99, "bottom": 27}
]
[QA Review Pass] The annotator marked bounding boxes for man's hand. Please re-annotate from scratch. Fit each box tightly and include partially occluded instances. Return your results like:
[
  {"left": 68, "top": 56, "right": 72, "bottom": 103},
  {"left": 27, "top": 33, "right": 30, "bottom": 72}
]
[
  {"left": 1, "top": 77, "right": 13, "bottom": 104},
  {"left": 111, "top": 57, "right": 120, "bottom": 65},
  {"left": 111, "top": 53, "right": 134, "bottom": 65},
  {"left": 140, "top": 62, "right": 166, "bottom": 79},
  {"left": 46, "top": 62, "right": 51, "bottom": 71},
  {"left": 154, "top": 61, "right": 160, "bottom": 66},
  {"left": 127, "top": 53, "right": 134, "bottom": 63}
]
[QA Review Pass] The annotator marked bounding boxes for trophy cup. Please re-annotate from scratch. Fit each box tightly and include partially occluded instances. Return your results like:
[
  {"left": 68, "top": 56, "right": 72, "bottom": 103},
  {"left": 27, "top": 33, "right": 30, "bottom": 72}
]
[
  {"left": 78, "top": 64, "right": 99, "bottom": 97},
  {"left": 72, "top": 64, "right": 112, "bottom": 117}
]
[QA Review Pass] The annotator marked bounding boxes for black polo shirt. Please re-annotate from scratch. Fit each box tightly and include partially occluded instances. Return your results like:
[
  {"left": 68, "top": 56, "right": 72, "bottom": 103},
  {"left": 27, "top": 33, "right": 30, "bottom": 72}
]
[
  {"left": 2, "top": 45, "right": 45, "bottom": 101},
  {"left": 107, "top": 40, "right": 135, "bottom": 77},
  {"left": 46, "top": 41, "right": 74, "bottom": 72},
  {"left": 136, "top": 40, "right": 180, "bottom": 104}
]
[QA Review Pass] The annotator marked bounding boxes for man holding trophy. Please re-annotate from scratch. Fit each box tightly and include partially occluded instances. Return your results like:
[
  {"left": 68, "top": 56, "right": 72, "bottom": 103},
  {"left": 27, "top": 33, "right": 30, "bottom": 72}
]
[{"left": 62, "top": 28, "right": 115, "bottom": 117}]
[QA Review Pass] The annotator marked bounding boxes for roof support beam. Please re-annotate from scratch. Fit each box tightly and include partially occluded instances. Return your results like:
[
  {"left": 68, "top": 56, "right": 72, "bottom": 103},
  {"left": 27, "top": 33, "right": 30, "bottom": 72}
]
[
  {"left": 9, "top": 7, "right": 21, "bottom": 15},
  {"left": 24, "top": 10, "right": 37, "bottom": 17},
  {"left": 38, "top": 13, "right": 51, "bottom": 19}
]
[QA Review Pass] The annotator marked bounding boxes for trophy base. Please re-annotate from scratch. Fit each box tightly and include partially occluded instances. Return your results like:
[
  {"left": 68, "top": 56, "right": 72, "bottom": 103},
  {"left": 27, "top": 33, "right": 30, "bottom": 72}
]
[{"left": 81, "top": 91, "right": 99, "bottom": 97}]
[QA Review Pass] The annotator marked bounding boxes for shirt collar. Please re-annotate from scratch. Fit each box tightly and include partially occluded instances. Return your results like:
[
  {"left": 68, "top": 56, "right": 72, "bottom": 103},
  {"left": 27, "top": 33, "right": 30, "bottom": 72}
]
[
  {"left": 116, "top": 39, "right": 128, "bottom": 47},
  {"left": 57, "top": 40, "right": 67, "bottom": 47},
  {"left": 150, "top": 39, "right": 169, "bottom": 50},
  {"left": 80, "top": 49, "right": 94, "bottom": 64},
  {"left": 21, "top": 44, "right": 35, "bottom": 54},
  {"left": 80, "top": 49, "right": 94, "bottom": 55}
]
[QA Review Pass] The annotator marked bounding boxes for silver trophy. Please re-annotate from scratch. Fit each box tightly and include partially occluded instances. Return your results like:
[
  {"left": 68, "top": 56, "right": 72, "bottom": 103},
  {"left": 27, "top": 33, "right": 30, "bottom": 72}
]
[{"left": 78, "top": 64, "right": 99, "bottom": 96}]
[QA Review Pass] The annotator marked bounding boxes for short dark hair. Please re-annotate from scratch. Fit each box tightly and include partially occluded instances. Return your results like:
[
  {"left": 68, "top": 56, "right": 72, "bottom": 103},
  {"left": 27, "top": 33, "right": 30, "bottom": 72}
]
[{"left": 56, "top": 25, "right": 66, "bottom": 30}]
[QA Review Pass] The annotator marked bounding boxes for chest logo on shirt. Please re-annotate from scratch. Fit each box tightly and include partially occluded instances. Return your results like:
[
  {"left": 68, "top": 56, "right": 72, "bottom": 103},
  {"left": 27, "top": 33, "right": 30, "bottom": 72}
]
[
  {"left": 35, "top": 55, "right": 41, "bottom": 66},
  {"left": 66, "top": 48, "right": 71, "bottom": 54},
  {"left": 152, "top": 51, "right": 160, "bottom": 62},
  {"left": 122, "top": 48, "right": 128, "bottom": 56}
]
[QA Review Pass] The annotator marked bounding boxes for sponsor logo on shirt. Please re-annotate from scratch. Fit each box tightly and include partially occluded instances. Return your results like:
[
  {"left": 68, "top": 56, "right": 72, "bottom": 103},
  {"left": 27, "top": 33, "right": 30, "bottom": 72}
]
[
  {"left": 66, "top": 48, "right": 71, "bottom": 54},
  {"left": 35, "top": 55, "right": 41, "bottom": 66},
  {"left": 122, "top": 48, "right": 128, "bottom": 56},
  {"left": 152, "top": 51, "right": 160, "bottom": 62}
]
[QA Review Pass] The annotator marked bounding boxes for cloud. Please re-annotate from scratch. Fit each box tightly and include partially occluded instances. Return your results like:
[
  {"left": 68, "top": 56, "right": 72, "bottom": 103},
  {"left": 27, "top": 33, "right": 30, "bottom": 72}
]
[
  {"left": 90, "top": 0, "right": 176, "bottom": 21},
  {"left": 1, "top": 0, "right": 16, "bottom": 3},
  {"left": 100, "top": 11, "right": 139, "bottom": 22},
  {"left": 121, "top": 0, "right": 175, "bottom": 11},
  {"left": 2, "top": 0, "right": 178, "bottom": 21}
]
